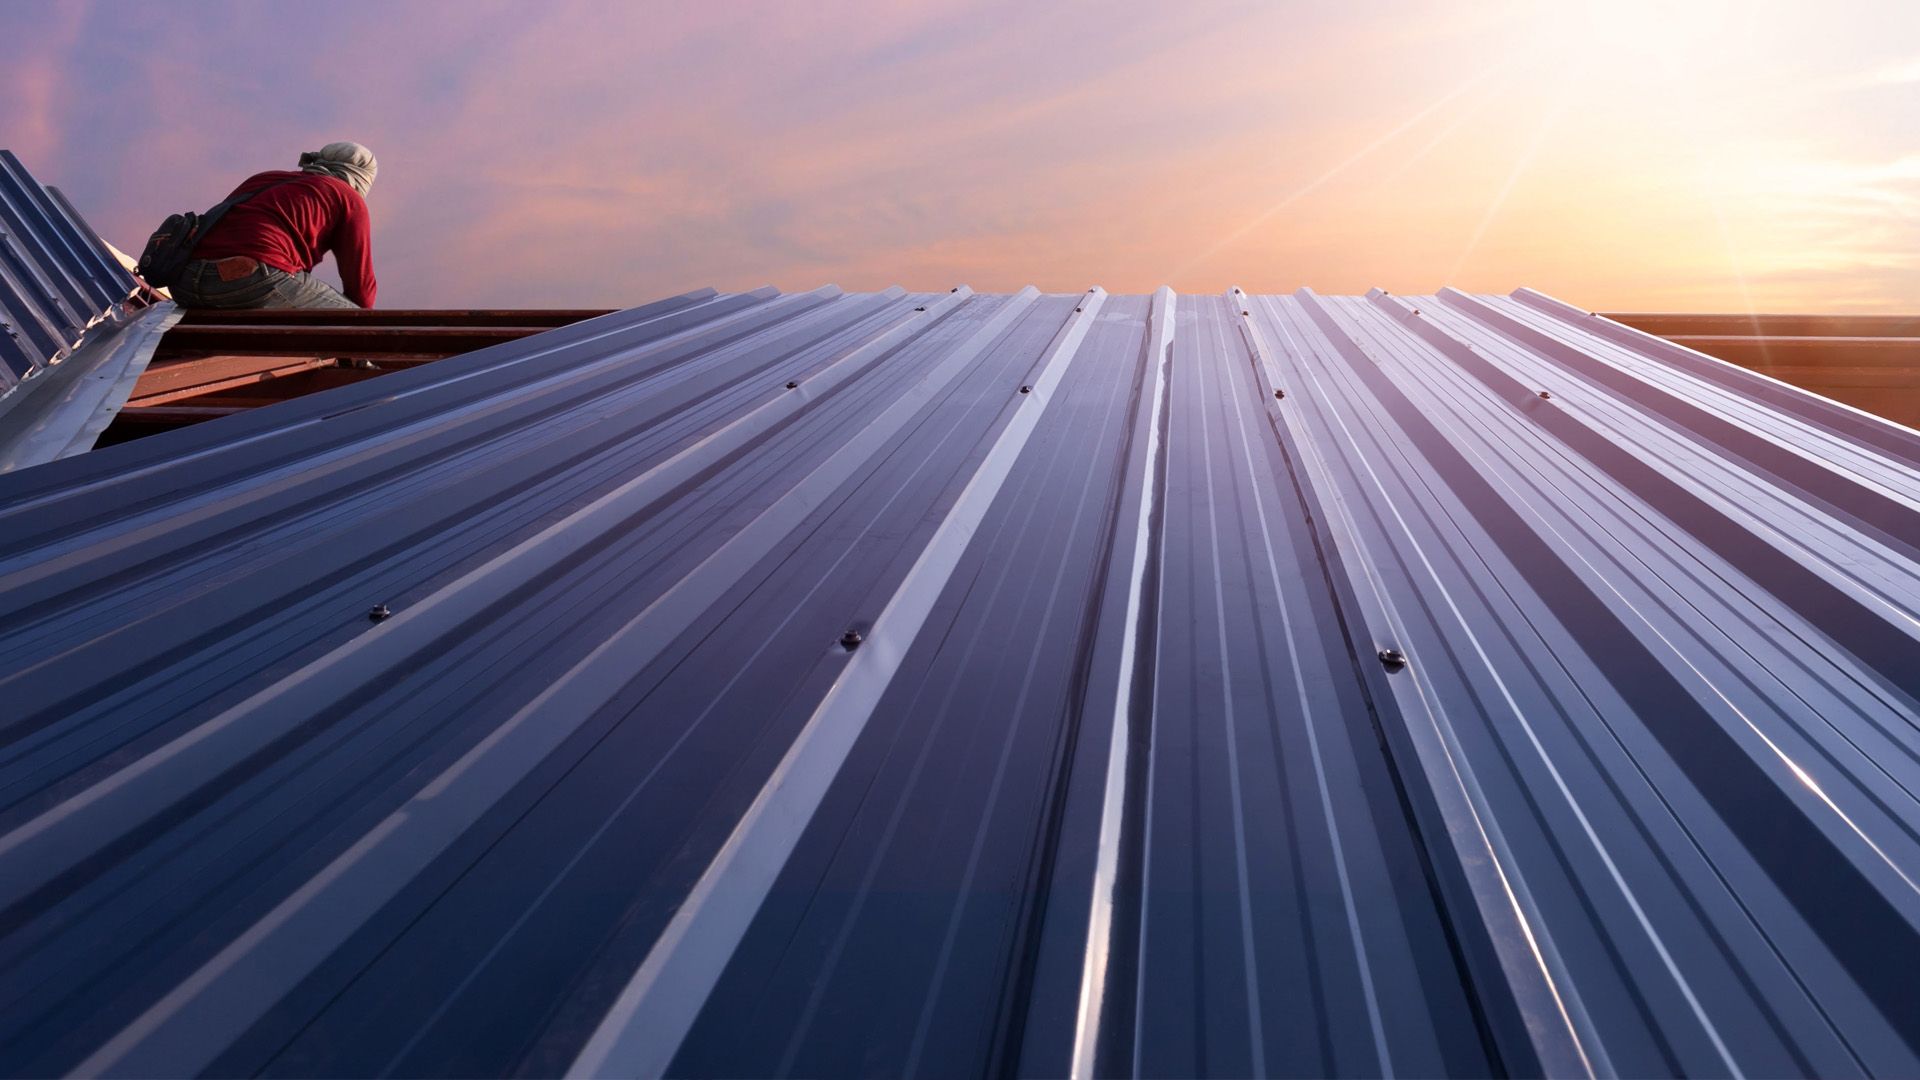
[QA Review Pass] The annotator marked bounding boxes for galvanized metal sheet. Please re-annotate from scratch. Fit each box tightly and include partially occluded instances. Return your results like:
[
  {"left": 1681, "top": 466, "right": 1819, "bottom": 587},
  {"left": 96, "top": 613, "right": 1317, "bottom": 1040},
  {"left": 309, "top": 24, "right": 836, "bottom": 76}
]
[
  {"left": 0, "top": 303, "right": 180, "bottom": 473},
  {"left": 0, "top": 151, "right": 152, "bottom": 469},
  {"left": 0, "top": 282, "right": 1916, "bottom": 1078},
  {"left": 0, "top": 151, "right": 138, "bottom": 390}
]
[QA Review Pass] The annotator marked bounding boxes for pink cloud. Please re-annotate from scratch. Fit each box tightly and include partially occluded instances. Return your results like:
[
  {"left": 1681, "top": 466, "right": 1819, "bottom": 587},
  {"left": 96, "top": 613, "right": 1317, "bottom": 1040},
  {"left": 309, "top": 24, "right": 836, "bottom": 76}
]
[
  {"left": 0, "top": 2, "right": 90, "bottom": 167},
  {"left": 6, "top": 0, "right": 1915, "bottom": 312}
]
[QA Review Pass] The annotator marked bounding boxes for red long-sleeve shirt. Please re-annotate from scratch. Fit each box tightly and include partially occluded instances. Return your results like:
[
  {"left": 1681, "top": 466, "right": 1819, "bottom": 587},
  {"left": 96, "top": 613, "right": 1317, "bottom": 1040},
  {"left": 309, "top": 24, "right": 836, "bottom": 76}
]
[{"left": 192, "top": 170, "right": 377, "bottom": 307}]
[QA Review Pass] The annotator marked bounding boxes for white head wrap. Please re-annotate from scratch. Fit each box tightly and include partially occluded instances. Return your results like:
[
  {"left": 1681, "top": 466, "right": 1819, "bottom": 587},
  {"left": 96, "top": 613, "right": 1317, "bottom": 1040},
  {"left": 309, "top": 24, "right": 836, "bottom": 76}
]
[{"left": 298, "top": 141, "right": 378, "bottom": 196}]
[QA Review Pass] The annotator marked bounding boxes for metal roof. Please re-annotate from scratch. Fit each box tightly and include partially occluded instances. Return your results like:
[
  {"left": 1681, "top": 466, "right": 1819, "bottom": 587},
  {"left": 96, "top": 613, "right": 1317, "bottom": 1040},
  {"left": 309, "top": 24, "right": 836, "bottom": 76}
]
[
  {"left": 0, "top": 150, "right": 172, "bottom": 471},
  {"left": 0, "top": 150, "right": 141, "bottom": 388},
  {"left": 1, "top": 282, "right": 1917, "bottom": 1078}
]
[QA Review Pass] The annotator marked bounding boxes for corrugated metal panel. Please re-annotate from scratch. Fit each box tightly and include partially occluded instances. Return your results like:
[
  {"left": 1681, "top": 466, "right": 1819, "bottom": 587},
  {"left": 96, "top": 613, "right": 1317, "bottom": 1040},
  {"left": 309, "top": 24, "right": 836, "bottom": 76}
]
[
  {"left": 0, "top": 150, "right": 162, "bottom": 471},
  {"left": 1, "top": 282, "right": 1916, "bottom": 1078},
  {"left": 0, "top": 303, "right": 180, "bottom": 472},
  {"left": 0, "top": 150, "right": 139, "bottom": 391}
]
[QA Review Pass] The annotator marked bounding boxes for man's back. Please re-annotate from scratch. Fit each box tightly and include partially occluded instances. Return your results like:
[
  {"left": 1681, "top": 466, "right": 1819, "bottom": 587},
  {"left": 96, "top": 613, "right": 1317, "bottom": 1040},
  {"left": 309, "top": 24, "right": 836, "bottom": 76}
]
[{"left": 193, "top": 170, "right": 377, "bottom": 307}]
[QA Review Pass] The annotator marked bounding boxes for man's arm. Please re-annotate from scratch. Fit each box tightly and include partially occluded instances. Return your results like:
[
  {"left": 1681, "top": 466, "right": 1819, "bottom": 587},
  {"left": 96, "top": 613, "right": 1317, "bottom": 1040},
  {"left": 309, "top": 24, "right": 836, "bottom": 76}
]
[{"left": 332, "top": 195, "right": 378, "bottom": 308}]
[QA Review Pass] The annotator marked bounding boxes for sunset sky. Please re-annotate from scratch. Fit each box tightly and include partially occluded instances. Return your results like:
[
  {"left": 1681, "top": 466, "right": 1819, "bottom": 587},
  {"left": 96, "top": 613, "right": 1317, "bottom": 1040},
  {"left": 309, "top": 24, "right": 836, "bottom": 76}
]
[{"left": 3, "top": 1, "right": 1916, "bottom": 311}]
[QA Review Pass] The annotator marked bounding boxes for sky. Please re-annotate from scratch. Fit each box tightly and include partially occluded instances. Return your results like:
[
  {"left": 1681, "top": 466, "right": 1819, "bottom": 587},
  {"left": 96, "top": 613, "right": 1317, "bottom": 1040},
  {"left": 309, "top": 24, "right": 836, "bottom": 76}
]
[{"left": 2, "top": 0, "right": 1917, "bottom": 311}]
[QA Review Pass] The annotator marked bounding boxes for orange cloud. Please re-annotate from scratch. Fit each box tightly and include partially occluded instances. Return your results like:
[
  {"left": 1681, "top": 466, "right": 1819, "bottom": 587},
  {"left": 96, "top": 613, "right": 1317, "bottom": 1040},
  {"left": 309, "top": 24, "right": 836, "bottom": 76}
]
[{"left": 6, "top": 0, "right": 1915, "bottom": 312}]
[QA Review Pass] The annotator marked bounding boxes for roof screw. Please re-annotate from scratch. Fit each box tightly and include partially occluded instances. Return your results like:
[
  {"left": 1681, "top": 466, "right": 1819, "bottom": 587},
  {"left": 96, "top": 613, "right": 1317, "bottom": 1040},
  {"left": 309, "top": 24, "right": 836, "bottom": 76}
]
[
  {"left": 1273, "top": 388, "right": 1286, "bottom": 400},
  {"left": 1412, "top": 308, "right": 1421, "bottom": 315},
  {"left": 1075, "top": 307, "right": 1083, "bottom": 312},
  {"left": 368, "top": 603, "right": 392, "bottom": 622},
  {"left": 1241, "top": 310, "right": 1250, "bottom": 316},
  {"left": 951, "top": 287, "right": 960, "bottom": 292},
  {"left": 786, "top": 380, "right": 798, "bottom": 389},
  {"left": 1019, "top": 385, "right": 1032, "bottom": 394},
  {"left": 840, "top": 629, "right": 863, "bottom": 650},
  {"left": 1378, "top": 647, "right": 1407, "bottom": 670},
  {"left": 914, "top": 306, "right": 927, "bottom": 312},
  {"left": 1538, "top": 390, "right": 1552, "bottom": 400}
]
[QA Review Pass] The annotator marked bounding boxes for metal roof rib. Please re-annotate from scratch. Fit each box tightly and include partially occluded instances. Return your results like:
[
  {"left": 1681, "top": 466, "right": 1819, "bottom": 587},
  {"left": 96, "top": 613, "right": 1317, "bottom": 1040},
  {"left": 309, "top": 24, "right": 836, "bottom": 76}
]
[
  {"left": 0, "top": 282, "right": 1917, "bottom": 1078},
  {"left": 0, "top": 151, "right": 161, "bottom": 470},
  {"left": 0, "top": 152, "right": 135, "bottom": 376}
]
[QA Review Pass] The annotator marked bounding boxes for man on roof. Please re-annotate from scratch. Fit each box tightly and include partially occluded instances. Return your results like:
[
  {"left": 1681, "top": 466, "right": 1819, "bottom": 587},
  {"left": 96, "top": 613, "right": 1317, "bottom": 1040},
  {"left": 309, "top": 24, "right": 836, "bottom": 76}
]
[{"left": 169, "top": 142, "right": 379, "bottom": 310}]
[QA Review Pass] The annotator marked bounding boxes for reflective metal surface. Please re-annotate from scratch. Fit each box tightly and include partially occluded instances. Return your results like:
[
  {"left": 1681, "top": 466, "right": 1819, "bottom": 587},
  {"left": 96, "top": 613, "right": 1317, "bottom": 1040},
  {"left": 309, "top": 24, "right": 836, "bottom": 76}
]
[
  {"left": 0, "top": 150, "right": 156, "bottom": 469},
  {"left": 1, "top": 282, "right": 1916, "bottom": 1078},
  {"left": 0, "top": 150, "right": 138, "bottom": 392}
]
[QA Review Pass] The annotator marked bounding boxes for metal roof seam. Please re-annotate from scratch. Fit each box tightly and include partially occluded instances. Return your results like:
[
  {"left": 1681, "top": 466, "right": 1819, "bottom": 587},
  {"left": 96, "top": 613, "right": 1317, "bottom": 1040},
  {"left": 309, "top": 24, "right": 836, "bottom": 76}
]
[
  {"left": 1069, "top": 284, "right": 1173, "bottom": 1079},
  {"left": 1435, "top": 291, "right": 1920, "bottom": 560},
  {"left": 568, "top": 286, "right": 1100, "bottom": 1076},
  {"left": 1, "top": 283, "right": 1917, "bottom": 1078},
  {"left": 1278, "top": 286, "right": 1608, "bottom": 1077}
]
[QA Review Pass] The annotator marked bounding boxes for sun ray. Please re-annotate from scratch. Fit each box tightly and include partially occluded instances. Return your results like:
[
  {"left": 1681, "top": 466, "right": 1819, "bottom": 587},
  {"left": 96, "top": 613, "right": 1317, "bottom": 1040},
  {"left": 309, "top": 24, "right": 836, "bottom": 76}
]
[
  {"left": 1172, "top": 66, "right": 1502, "bottom": 281},
  {"left": 1445, "top": 91, "right": 1566, "bottom": 285},
  {"left": 1368, "top": 78, "right": 1501, "bottom": 193},
  {"left": 1693, "top": 133, "right": 1772, "bottom": 362}
]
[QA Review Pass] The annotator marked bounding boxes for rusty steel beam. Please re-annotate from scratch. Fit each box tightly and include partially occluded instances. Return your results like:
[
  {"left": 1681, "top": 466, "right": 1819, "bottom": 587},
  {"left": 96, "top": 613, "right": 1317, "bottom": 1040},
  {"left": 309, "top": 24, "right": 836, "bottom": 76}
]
[
  {"left": 1606, "top": 312, "right": 1920, "bottom": 337},
  {"left": 153, "top": 325, "right": 548, "bottom": 361},
  {"left": 1595, "top": 312, "right": 1920, "bottom": 430},
  {"left": 109, "top": 403, "right": 248, "bottom": 426},
  {"left": 174, "top": 308, "right": 613, "bottom": 328},
  {"left": 1744, "top": 366, "right": 1920, "bottom": 388},
  {"left": 129, "top": 355, "right": 337, "bottom": 405},
  {"left": 219, "top": 366, "right": 388, "bottom": 397},
  {"left": 1798, "top": 389, "right": 1920, "bottom": 428},
  {"left": 1662, "top": 335, "right": 1920, "bottom": 369},
  {"left": 104, "top": 306, "right": 662, "bottom": 444}
]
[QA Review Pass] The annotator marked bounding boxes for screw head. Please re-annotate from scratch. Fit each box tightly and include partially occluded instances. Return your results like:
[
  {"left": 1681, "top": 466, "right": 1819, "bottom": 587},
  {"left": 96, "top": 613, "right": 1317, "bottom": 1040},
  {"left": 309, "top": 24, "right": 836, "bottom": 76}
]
[
  {"left": 369, "top": 603, "right": 392, "bottom": 622},
  {"left": 914, "top": 306, "right": 927, "bottom": 312},
  {"left": 1378, "top": 647, "right": 1407, "bottom": 670},
  {"left": 1019, "top": 385, "right": 1032, "bottom": 394},
  {"left": 1075, "top": 307, "right": 1083, "bottom": 312},
  {"left": 1242, "top": 310, "right": 1251, "bottom": 316},
  {"left": 786, "top": 381, "right": 798, "bottom": 389},
  {"left": 1538, "top": 390, "right": 1553, "bottom": 400},
  {"left": 840, "top": 629, "right": 863, "bottom": 650},
  {"left": 1273, "top": 388, "right": 1286, "bottom": 400}
]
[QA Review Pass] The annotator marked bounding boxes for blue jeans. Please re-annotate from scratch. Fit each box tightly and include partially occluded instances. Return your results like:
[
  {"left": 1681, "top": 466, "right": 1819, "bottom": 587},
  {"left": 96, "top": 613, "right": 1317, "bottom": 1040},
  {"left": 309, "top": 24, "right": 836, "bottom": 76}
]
[{"left": 172, "top": 257, "right": 358, "bottom": 309}]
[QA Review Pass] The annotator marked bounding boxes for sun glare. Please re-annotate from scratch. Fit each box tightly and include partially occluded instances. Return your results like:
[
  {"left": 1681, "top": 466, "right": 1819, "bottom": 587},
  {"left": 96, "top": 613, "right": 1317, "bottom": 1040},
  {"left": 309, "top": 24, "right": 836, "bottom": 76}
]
[{"left": 1522, "top": 0, "right": 1740, "bottom": 95}]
